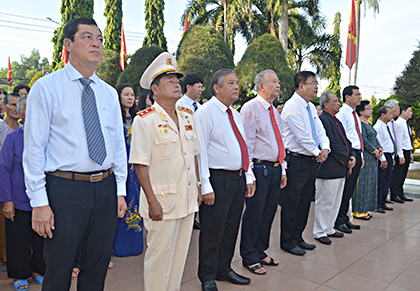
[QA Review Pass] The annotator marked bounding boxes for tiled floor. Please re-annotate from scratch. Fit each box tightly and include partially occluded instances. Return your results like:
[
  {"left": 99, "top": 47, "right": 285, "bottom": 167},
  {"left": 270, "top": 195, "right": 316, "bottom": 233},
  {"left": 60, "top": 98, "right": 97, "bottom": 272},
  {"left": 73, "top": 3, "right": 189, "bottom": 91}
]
[{"left": 2, "top": 195, "right": 420, "bottom": 291}]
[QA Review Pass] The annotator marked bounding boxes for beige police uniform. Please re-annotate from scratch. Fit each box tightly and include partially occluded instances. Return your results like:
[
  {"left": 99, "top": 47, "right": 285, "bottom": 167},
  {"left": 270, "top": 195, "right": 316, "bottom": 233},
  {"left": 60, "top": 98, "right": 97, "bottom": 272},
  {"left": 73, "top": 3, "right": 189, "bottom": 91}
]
[{"left": 129, "top": 101, "right": 200, "bottom": 291}]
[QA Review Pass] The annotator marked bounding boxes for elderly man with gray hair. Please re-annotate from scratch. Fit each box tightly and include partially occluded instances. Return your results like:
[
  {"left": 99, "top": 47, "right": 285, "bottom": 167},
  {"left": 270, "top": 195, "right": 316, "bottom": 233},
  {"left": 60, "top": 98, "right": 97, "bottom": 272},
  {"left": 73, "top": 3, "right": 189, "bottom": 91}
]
[
  {"left": 240, "top": 69, "right": 287, "bottom": 275},
  {"left": 313, "top": 91, "right": 356, "bottom": 245},
  {"left": 196, "top": 69, "right": 255, "bottom": 291}
]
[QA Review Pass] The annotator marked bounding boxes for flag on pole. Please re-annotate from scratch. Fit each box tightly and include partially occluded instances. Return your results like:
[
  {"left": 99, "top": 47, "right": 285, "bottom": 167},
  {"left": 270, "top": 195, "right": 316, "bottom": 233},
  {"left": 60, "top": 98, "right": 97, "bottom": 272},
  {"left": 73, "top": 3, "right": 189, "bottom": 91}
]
[
  {"left": 184, "top": 11, "right": 190, "bottom": 33},
  {"left": 120, "top": 23, "right": 127, "bottom": 71},
  {"left": 345, "top": 0, "right": 357, "bottom": 69},
  {"left": 61, "top": 46, "right": 68, "bottom": 66},
  {"left": 7, "top": 56, "right": 12, "bottom": 86}
]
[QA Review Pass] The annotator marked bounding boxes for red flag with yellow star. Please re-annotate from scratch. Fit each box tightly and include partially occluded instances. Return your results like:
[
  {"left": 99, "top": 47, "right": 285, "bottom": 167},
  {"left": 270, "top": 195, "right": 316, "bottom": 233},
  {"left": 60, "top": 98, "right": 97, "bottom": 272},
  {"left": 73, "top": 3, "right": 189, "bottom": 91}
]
[
  {"left": 346, "top": 0, "right": 357, "bottom": 69},
  {"left": 184, "top": 11, "right": 189, "bottom": 32},
  {"left": 120, "top": 23, "right": 127, "bottom": 71},
  {"left": 7, "top": 56, "right": 12, "bottom": 86},
  {"left": 61, "top": 46, "right": 68, "bottom": 66}
]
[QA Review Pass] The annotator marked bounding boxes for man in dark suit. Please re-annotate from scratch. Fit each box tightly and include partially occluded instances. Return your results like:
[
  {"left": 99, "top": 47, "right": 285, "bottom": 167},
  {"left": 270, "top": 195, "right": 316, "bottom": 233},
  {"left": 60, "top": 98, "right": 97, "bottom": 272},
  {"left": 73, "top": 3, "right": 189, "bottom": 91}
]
[{"left": 314, "top": 91, "right": 356, "bottom": 245}]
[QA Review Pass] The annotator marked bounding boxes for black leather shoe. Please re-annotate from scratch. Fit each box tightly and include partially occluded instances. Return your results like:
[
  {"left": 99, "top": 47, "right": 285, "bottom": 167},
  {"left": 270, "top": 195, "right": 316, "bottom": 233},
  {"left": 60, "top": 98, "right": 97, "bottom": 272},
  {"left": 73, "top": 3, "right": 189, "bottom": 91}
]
[
  {"left": 346, "top": 221, "right": 361, "bottom": 230},
  {"left": 402, "top": 195, "right": 414, "bottom": 202},
  {"left": 391, "top": 196, "right": 405, "bottom": 203},
  {"left": 328, "top": 232, "right": 344, "bottom": 238},
  {"left": 382, "top": 204, "right": 394, "bottom": 211},
  {"left": 216, "top": 270, "right": 250, "bottom": 285},
  {"left": 335, "top": 224, "right": 352, "bottom": 233},
  {"left": 375, "top": 207, "right": 385, "bottom": 213},
  {"left": 281, "top": 246, "right": 306, "bottom": 256},
  {"left": 315, "top": 236, "right": 331, "bottom": 245},
  {"left": 298, "top": 241, "right": 316, "bottom": 250},
  {"left": 193, "top": 220, "right": 201, "bottom": 230},
  {"left": 202, "top": 280, "right": 218, "bottom": 291}
]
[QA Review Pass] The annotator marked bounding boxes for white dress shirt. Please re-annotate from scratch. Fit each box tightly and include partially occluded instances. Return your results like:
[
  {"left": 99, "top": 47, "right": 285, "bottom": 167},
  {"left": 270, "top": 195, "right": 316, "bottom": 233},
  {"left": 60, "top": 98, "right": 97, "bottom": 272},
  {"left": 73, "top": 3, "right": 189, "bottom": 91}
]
[
  {"left": 388, "top": 119, "right": 404, "bottom": 157},
  {"left": 23, "top": 62, "right": 127, "bottom": 207},
  {"left": 336, "top": 103, "right": 362, "bottom": 150},
  {"left": 374, "top": 119, "right": 393, "bottom": 162},
  {"left": 195, "top": 96, "right": 253, "bottom": 195},
  {"left": 240, "top": 95, "right": 287, "bottom": 175},
  {"left": 175, "top": 94, "right": 201, "bottom": 113},
  {"left": 395, "top": 117, "right": 413, "bottom": 151},
  {"left": 282, "top": 92, "right": 330, "bottom": 156}
]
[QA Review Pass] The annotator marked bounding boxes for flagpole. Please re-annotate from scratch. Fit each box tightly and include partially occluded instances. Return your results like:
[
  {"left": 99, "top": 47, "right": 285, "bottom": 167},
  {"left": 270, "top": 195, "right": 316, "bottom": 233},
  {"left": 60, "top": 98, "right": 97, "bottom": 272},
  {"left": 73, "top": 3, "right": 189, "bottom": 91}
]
[{"left": 349, "top": 26, "right": 352, "bottom": 85}]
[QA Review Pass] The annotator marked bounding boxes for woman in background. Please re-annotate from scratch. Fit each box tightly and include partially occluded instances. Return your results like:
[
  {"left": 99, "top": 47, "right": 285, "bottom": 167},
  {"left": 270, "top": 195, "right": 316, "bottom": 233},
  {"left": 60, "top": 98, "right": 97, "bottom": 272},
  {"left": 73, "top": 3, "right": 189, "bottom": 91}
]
[
  {"left": 138, "top": 89, "right": 154, "bottom": 111},
  {"left": 116, "top": 83, "right": 138, "bottom": 128},
  {"left": 353, "top": 100, "right": 383, "bottom": 219}
]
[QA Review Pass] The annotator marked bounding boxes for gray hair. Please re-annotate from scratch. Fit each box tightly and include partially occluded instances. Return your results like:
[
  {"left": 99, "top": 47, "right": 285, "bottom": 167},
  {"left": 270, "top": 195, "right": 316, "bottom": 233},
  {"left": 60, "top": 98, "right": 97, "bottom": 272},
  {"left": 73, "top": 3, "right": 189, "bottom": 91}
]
[
  {"left": 3, "top": 92, "right": 21, "bottom": 106},
  {"left": 210, "top": 69, "right": 235, "bottom": 97},
  {"left": 255, "top": 69, "right": 276, "bottom": 91},
  {"left": 319, "top": 91, "right": 334, "bottom": 110},
  {"left": 17, "top": 96, "right": 27, "bottom": 113},
  {"left": 384, "top": 99, "right": 398, "bottom": 109}
]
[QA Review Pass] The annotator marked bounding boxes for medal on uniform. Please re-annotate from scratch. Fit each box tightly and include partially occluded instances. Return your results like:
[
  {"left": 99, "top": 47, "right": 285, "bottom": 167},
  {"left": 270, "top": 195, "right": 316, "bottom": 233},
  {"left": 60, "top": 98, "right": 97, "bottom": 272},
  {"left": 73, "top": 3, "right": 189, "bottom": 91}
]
[{"left": 158, "top": 124, "right": 164, "bottom": 134}]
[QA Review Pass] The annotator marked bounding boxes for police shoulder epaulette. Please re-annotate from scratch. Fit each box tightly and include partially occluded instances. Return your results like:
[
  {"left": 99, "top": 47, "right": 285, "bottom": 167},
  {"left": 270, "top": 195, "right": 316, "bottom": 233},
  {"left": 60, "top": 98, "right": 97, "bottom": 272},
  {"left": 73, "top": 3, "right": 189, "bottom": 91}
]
[
  {"left": 137, "top": 107, "right": 156, "bottom": 118},
  {"left": 178, "top": 106, "right": 193, "bottom": 114}
]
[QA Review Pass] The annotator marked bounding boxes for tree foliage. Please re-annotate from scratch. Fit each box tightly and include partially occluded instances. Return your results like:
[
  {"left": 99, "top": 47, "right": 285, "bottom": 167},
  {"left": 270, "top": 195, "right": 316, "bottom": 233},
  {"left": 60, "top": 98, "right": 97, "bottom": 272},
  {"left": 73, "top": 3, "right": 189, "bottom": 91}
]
[
  {"left": 118, "top": 45, "right": 164, "bottom": 96},
  {"left": 51, "top": 0, "right": 94, "bottom": 71},
  {"left": 394, "top": 45, "right": 420, "bottom": 105},
  {"left": 96, "top": 49, "right": 122, "bottom": 87},
  {"left": 235, "top": 34, "right": 294, "bottom": 102},
  {"left": 103, "top": 0, "right": 122, "bottom": 52},
  {"left": 143, "top": 0, "right": 167, "bottom": 51},
  {"left": 325, "top": 12, "right": 342, "bottom": 99},
  {"left": 176, "top": 24, "right": 234, "bottom": 99},
  {"left": 0, "top": 49, "right": 51, "bottom": 86}
]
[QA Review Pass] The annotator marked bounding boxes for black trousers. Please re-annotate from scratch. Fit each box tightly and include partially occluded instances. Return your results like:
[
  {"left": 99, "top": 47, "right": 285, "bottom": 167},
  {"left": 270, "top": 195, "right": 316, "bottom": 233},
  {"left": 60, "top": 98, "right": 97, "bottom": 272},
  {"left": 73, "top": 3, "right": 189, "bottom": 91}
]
[
  {"left": 335, "top": 150, "right": 362, "bottom": 226},
  {"left": 390, "top": 150, "right": 411, "bottom": 199},
  {"left": 280, "top": 154, "right": 316, "bottom": 250},
  {"left": 198, "top": 170, "right": 246, "bottom": 282},
  {"left": 378, "top": 153, "right": 394, "bottom": 207},
  {"left": 240, "top": 164, "right": 281, "bottom": 265},
  {"left": 42, "top": 173, "right": 118, "bottom": 291},
  {"left": 5, "top": 209, "right": 45, "bottom": 279}
]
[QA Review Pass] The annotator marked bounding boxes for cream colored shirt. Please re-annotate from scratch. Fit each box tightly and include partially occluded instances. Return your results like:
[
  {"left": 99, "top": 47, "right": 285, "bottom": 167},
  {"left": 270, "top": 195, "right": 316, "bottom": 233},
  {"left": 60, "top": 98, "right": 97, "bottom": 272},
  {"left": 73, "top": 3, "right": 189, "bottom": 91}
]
[{"left": 129, "top": 102, "right": 200, "bottom": 220}]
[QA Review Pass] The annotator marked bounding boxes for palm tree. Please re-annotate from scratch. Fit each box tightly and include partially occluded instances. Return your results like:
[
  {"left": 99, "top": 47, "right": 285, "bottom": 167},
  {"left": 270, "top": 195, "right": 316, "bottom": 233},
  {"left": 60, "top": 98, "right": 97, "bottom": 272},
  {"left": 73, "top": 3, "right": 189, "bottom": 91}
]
[
  {"left": 181, "top": 0, "right": 252, "bottom": 52},
  {"left": 351, "top": 0, "right": 380, "bottom": 85},
  {"left": 287, "top": 12, "right": 336, "bottom": 75}
]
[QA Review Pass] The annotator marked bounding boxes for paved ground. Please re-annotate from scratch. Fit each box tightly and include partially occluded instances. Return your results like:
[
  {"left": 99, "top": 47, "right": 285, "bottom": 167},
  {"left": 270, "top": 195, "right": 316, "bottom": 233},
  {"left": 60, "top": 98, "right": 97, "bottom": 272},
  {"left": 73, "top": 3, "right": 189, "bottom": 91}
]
[{"left": 2, "top": 187, "right": 420, "bottom": 291}]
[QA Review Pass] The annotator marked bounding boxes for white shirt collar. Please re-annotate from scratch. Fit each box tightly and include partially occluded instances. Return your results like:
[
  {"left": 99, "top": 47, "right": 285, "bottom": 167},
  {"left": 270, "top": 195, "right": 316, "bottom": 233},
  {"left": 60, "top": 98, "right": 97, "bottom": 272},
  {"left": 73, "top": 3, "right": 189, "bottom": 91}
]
[{"left": 256, "top": 95, "right": 271, "bottom": 110}]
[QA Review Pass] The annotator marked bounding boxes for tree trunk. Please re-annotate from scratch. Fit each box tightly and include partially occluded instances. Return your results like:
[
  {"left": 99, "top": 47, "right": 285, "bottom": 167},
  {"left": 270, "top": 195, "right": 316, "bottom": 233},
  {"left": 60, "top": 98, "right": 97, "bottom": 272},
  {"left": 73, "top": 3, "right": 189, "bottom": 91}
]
[
  {"left": 350, "top": 0, "right": 361, "bottom": 85},
  {"left": 279, "top": 3, "right": 288, "bottom": 54},
  {"left": 224, "top": 1, "right": 227, "bottom": 42},
  {"left": 269, "top": 5, "right": 276, "bottom": 36}
]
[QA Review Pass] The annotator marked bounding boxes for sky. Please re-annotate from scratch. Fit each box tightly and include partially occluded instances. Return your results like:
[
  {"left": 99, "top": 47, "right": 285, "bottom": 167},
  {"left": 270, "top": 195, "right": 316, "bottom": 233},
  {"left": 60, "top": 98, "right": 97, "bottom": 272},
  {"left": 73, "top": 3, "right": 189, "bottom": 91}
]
[{"left": 1, "top": 0, "right": 419, "bottom": 100}]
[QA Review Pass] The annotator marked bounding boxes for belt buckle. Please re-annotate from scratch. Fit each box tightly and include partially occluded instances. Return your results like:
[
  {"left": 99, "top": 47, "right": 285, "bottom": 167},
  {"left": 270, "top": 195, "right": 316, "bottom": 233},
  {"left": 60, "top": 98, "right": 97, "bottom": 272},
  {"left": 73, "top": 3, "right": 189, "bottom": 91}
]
[
  {"left": 90, "top": 172, "right": 103, "bottom": 182},
  {"left": 273, "top": 162, "right": 279, "bottom": 167},
  {"left": 239, "top": 169, "right": 245, "bottom": 176}
]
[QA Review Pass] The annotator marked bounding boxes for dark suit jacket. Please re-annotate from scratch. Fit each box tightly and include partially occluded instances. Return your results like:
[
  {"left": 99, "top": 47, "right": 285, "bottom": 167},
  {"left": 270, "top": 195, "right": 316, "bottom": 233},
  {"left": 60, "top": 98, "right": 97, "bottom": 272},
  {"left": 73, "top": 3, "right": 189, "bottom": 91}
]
[{"left": 316, "top": 111, "right": 355, "bottom": 179}]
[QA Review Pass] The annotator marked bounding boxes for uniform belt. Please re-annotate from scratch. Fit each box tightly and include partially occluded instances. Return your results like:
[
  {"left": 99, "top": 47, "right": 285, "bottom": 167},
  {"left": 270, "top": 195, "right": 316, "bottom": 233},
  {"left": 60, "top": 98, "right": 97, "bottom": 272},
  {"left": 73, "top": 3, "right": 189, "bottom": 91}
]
[
  {"left": 47, "top": 169, "right": 113, "bottom": 182},
  {"left": 252, "top": 159, "right": 280, "bottom": 167},
  {"left": 210, "top": 168, "right": 245, "bottom": 176},
  {"left": 286, "top": 150, "right": 316, "bottom": 161}
]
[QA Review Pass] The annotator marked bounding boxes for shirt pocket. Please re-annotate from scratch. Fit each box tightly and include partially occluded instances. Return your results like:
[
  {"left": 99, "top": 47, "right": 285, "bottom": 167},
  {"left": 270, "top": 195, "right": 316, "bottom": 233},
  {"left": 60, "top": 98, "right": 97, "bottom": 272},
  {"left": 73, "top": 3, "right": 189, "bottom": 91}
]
[
  {"left": 154, "top": 134, "right": 178, "bottom": 160},
  {"left": 152, "top": 182, "right": 177, "bottom": 214},
  {"left": 184, "top": 131, "right": 197, "bottom": 154}
]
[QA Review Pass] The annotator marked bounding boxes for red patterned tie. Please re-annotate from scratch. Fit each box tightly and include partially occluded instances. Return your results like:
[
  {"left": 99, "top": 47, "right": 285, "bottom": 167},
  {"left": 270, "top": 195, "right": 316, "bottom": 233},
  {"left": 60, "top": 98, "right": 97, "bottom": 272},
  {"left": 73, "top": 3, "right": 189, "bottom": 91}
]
[
  {"left": 227, "top": 108, "right": 249, "bottom": 171},
  {"left": 352, "top": 110, "right": 364, "bottom": 152},
  {"left": 269, "top": 106, "right": 285, "bottom": 164}
]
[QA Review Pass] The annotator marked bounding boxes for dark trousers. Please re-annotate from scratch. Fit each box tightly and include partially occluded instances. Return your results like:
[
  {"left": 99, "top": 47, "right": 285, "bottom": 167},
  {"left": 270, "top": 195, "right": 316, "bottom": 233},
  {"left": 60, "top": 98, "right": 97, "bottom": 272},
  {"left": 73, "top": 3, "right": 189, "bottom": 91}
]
[
  {"left": 378, "top": 153, "right": 394, "bottom": 207},
  {"left": 42, "top": 173, "right": 118, "bottom": 291},
  {"left": 280, "top": 154, "right": 316, "bottom": 250},
  {"left": 198, "top": 170, "right": 246, "bottom": 282},
  {"left": 240, "top": 164, "right": 281, "bottom": 265},
  {"left": 335, "top": 150, "right": 362, "bottom": 226},
  {"left": 390, "top": 150, "right": 411, "bottom": 199},
  {"left": 5, "top": 209, "right": 45, "bottom": 279}
]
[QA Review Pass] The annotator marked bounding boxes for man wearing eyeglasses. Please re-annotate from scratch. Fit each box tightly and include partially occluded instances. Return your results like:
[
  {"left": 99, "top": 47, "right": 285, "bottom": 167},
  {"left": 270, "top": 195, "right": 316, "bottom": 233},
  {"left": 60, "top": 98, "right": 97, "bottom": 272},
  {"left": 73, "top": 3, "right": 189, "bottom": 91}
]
[
  {"left": 176, "top": 73, "right": 205, "bottom": 113},
  {"left": 23, "top": 17, "right": 127, "bottom": 291}
]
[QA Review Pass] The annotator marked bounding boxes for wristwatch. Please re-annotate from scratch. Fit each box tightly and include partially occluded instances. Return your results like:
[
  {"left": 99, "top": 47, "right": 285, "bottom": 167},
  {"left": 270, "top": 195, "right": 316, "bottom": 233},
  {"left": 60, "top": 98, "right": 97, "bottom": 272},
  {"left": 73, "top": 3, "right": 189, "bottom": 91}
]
[{"left": 197, "top": 181, "right": 202, "bottom": 187}]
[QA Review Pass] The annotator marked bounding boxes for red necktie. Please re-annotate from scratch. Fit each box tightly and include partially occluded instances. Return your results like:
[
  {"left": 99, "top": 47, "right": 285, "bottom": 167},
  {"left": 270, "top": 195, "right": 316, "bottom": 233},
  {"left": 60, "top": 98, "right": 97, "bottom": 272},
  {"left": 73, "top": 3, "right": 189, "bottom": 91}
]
[
  {"left": 227, "top": 108, "right": 249, "bottom": 171},
  {"left": 352, "top": 110, "right": 364, "bottom": 152},
  {"left": 269, "top": 106, "right": 285, "bottom": 164}
]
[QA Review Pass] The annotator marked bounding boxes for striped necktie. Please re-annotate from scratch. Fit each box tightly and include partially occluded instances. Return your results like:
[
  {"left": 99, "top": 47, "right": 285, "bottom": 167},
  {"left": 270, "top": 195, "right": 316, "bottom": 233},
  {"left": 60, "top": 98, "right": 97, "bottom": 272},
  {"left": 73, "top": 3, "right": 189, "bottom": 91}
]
[{"left": 80, "top": 77, "right": 107, "bottom": 165}]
